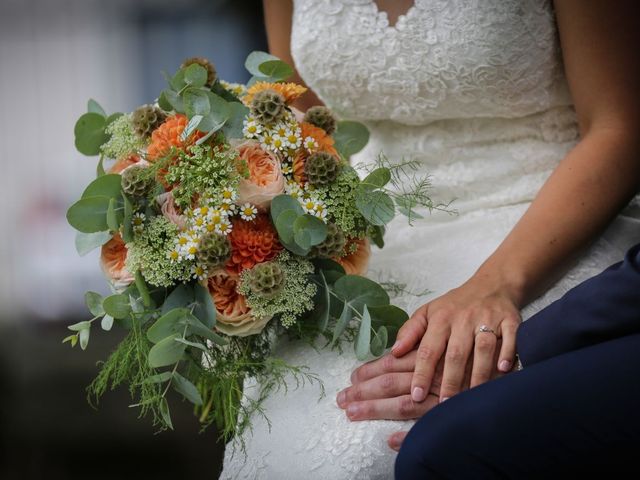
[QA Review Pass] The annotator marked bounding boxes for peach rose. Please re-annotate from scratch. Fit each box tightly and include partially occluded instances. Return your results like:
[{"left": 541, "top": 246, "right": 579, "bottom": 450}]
[
  {"left": 335, "top": 237, "right": 371, "bottom": 276},
  {"left": 156, "top": 191, "right": 186, "bottom": 230},
  {"left": 207, "top": 269, "right": 272, "bottom": 336},
  {"left": 235, "top": 140, "right": 284, "bottom": 210},
  {"left": 108, "top": 154, "right": 140, "bottom": 174},
  {"left": 100, "top": 233, "right": 135, "bottom": 291}
]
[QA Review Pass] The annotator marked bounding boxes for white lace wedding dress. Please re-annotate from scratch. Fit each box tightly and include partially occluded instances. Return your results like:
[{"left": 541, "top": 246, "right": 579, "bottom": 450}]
[{"left": 221, "top": 1, "right": 640, "bottom": 478}]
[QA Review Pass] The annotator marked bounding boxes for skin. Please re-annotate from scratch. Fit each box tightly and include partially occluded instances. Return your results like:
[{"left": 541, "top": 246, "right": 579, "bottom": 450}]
[{"left": 264, "top": 0, "right": 640, "bottom": 451}]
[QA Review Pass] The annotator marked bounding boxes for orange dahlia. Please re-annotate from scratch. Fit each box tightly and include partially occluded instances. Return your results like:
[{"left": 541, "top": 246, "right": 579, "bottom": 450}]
[
  {"left": 226, "top": 214, "right": 282, "bottom": 274},
  {"left": 243, "top": 81, "right": 307, "bottom": 106},
  {"left": 293, "top": 122, "right": 339, "bottom": 184},
  {"left": 146, "top": 114, "right": 204, "bottom": 161},
  {"left": 207, "top": 271, "right": 250, "bottom": 321}
]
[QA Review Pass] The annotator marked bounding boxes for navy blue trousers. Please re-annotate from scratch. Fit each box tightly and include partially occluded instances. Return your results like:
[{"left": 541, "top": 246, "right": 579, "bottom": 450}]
[{"left": 396, "top": 243, "right": 640, "bottom": 479}]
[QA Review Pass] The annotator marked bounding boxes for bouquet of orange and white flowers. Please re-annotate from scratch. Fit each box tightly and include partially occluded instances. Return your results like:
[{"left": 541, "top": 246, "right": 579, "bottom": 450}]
[{"left": 65, "top": 52, "right": 437, "bottom": 440}]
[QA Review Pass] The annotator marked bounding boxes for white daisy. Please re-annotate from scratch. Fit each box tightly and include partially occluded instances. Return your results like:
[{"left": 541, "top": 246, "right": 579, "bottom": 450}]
[
  {"left": 190, "top": 263, "right": 208, "bottom": 282},
  {"left": 221, "top": 188, "right": 238, "bottom": 204},
  {"left": 215, "top": 219, "right": 233, "bottom": 236},
  {"left": 239, "top": 203, "right": 258, "bottom": 221},
  {"left": 303, "top": 136, "right": 318, "bottom": 151}
]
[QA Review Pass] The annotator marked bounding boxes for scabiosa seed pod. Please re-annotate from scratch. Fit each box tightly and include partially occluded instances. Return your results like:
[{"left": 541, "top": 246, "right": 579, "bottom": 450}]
[
  {"left": 303, "top": 106, "right": 337, "bottom": 135},
  {"left": 304, "top": 151, "right": 340, "bottom": 186},
  {"left": 310, "top": 222, "right": 346, "bottom": 258},
  {"left": 121, "top": 165, "right": 155, "bottom": 198},
  {"left": 131, "top": 105, "right": 167, "bottom": 139},
  {"left": 247, "top": 261, "right": 285, "bottom": 299},
  {"left": 181, "top": 56, "right": 217, "bottom": 87},
  {"left": 250, "top": 89, "right": 286, "bottom": 125},
  {"left": 198, "top": 233, "right": 231, "bottom": 269}
]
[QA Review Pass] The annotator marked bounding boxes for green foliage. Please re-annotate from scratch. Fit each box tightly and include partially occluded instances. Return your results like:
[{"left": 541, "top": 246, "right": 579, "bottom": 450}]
[
  {"left": 355, "top": 189, "right": 395, "bottom": 226},
  {"left": 100, "top": 114, "right": 145, "bottom": 160},
  {"left": 75, "top": 231, "right": 112, "bottom": 256},
  {"left": 245, "top": 51, "right": 293, "bottom": 83},
  {"left": 67, "top": 196, "right": 114, "bottom": 233},
  {"left": 165, "top": 144, "right": 240, "bottom": 209},
  {"left": 75, "top": 112, "right": 110, "bottom": 156},
  {"left": 238, "top": 251, "right": 317, "bottom": 328},
  {"left": 271, "top": 194, "right": 328, "bottom": 256},
  {"left": 125, "top": 217, "right": 192, "bottom": 288},
  {"left": 333, "top": 121, "right": 369, "bottom": 159}
]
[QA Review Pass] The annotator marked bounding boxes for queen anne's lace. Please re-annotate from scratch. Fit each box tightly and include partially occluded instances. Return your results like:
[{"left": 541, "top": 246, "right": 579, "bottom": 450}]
[{"left": 222, "top": 1, "right": 640, "bottom": 478}]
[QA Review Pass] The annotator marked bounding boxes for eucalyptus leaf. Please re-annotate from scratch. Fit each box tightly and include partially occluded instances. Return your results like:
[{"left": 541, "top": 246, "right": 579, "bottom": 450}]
[
  {"left": 148, "top": 334, "right": 186, "bottom": 368},
  {"left": 334, "top": 121, "right": 370, "bottom": 158},
  {"left": 270, "top": 194, "right": 304, "bottom": 222},
  {"left": 161, "top": 284, "right": 195, "bottom": 314},
  {"left": 370, "top": 326, "right": 388, "bottom": 357},
  {"left": 158, "top": 90, "right": 175, "bottom": 112},
  {"left": 85, "top": 291, "right": 104, "bottom": 316},
  {"left": 143, "top": 371, "right": 173, "bottom": 384},
  {"left": 96, "top": 155, "right": 106, "bottom": 177},
  {"left": 332, "top": 301, "right": 353, "bottom": 345},
  {"left": 106, "top": 197, "right": 119, "bottom": 232},
  {"left": 122, "top": 195, "right": 134, "bottom": 243},
  {"left": 317, "top": 271, "right": 331, "bottom": 332},
  {"left": 193, "top": 283, "right": 216, "bottom": 328},
  {"left": 355, "top": 304, "right": 372, "bottom": 360},
  {"left": 67, "top": 196, "right": 111, "bottom": 233},
  {"left": 169, "top": 67, "right": 187, "bottom": 91},
  {"left": 68, "top": 321, "right": 91, "bottom": 332},
  {"left": 180, "top": 114, "right": 203, "bottom": 142},
  {"left": 197, "top": 92, "right": 230, "bottom": 132},
  {"left": 147, "top": 308, "right": 190, "bottom": 344},
  {"left": 293, "top": 214, "right": 328, "bottom": 247},
  {"left": 333, "top": 275, "right": 390, "bottom": 312},
  {"left": 79, "top": 327, "right": 90, "bottom": 350},
  {"left": 183, "top": 63, "right": 208, "bottom": 88},
  {"left": 103, "top": 293, "right": 132, "bottom": 319},
  {"left": 62, "top": 334, "right": 78, "bottom": 347},
  {"left": 105, "top": 113, "right": 123, "bottom": 128},
  {"left": 172, "top": 372, "right": 203, "bottom": 406},
  {"left": 162, "top": 89, "right": 184, "bottom": 113},
  {"left": 74, "top": 112, "right": 108, "bottom": 156},
  {"left": 312, "top": 258, "right": 346, "bottom": 276},
  {"left": 183, "top": 88, "right": 210, "bottom": 117},
  {"left": 369, "top": 225, "right": 385, "bottom": 249},
  {"left": 75, "top": 231, "right": 112, "bottom": 256},
  {"left": 159, "top": 397, "right": 173, "bottom": 430},
  {"left": 355, "top": 189, "right": 395, "bottom": 226},
  {"left": 179, "top": 315, "right": 228, "bottom": 346},
  {"left": 81, "top": 174, "right": 123, "bottom": 200},
  {"left": 361, "top": 168, "right": 391, "bottom": 190},
  {"left": 135, "top": 270, "right": 152, "bottom": 308},
  {"left": 244, "top": 51, "right": 280, "bottom": 77},
  {"left": 258, "top": 60, "right": 294, "bottom": 81},
  {"left": 87, "top": 99, "right": 106, "bottom": 116},
  {"left": 174, "top": 337, "right": 208, "bottom": 352},
  {"left": 221, "top": 102, "right": 250, "bottom": 139},
  {"left": 101, "top": 314, "right": 114, "bottom": 331}
]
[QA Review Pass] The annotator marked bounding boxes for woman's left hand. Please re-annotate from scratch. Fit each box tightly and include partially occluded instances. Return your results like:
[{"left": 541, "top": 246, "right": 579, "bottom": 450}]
[{"left": 391, "top": 274, "right": 522, "bottom": 403}]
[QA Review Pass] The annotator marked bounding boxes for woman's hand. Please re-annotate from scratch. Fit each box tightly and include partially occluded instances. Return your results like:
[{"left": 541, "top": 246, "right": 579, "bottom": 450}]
[{"left": 391, "top": 274, "right": 521, "bottom": 403}]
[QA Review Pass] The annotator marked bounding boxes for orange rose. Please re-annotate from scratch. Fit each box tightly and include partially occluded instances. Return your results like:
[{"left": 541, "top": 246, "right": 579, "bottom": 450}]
[
  {"left": 236, "top": 140, "right": 285, "bottom": 209},
  {"left": 156, "top": 191, "right": 186, "bottom": 230},
  {"left": 100, "top": 233, "right": 135, "bottom": 291},
  {"left": 335, "top": 237, "right": 371, "bottom": 276},
  {"left": 109, "top": 154, "right": 140, "bottom": 174},
  {"left": 207, "top": 269, "right": 272, "bottom": 336}
]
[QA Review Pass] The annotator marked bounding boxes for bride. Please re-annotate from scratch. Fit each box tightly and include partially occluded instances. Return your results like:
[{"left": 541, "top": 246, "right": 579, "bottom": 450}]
[{"left": 222, "top": 0, "right": 640, "bottom": 478}]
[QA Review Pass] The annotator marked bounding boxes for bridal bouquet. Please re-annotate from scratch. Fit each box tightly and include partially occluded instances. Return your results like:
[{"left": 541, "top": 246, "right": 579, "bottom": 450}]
[{"left": 65, "top": 52, "right": 436, "bottom": 440}]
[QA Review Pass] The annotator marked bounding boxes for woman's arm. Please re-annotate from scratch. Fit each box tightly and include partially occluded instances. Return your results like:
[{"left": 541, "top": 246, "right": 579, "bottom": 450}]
[
  {"left": 393, "top": 0, "right": 640, "bottom": 404},
  {"left": 262, "top": 0, "right": 323, "bottom": 111}
]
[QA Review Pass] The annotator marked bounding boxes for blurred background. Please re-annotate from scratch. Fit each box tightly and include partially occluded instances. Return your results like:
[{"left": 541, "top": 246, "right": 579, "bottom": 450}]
[{"left": 0, "top": 0, "right": 267, "bottom": 477}]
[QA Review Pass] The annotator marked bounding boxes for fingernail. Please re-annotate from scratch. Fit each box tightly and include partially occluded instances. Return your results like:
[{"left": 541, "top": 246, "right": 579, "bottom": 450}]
[
  {"left": 347, "top": 404, "right": 359, "bottom": 419},
  {"left": 336, "top": 391, "right": 346, "bottom": 408},
  {"left": 389, "top": 435, "right": 401, "bottom": 450},
  {"left": 440, "top": 396, "right": 449, "bottom": 404},
  {"left": 391, "top": 341, "right": 400, "bottom": 352},
  {"left": 499, "top": 360, "right": 512, "bottom": 372},
  {"left": 411, "top": 387, "right": 425, "bottom": 402}
]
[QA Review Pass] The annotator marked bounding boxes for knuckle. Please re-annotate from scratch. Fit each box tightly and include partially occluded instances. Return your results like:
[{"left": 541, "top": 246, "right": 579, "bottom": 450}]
[
  {"left": 381, "top": 374, "right": 396, "bottom": 392},
  {"left": 398, "top": 396, "right": 415, "bottom": 417},
  {"left": 416, "top": 346, "right": 438, "bottom": 363},
  {"left": 475, "top": 335, "right": 494, "bottom": 351},
  {"left": 381, "top": 354, "right": 395, "bottom": 372},
  {"left": 445, "top": 346, "right": 465, "bottom": 363},
  {"left": 352, "top": 386, "right": 363, "bottom": 402}
]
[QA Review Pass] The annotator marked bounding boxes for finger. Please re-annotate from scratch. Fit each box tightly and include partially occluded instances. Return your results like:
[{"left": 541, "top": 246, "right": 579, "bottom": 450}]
[
  {"left": 392, "top": 305, "right": 428, "bottom": 357},
  {"left": 497, "top": 319, "right": 519, "bottom": 372},
  {"left": 346, "top": 393, "right": 439, "bottom": 421},
  {"left": 469, "top": 329, "right": 497, "bottom": 388},
  {"left": 350, "top": 351, "right": 417, "bottom": 384},
  {"left": 438, "top": 327, "right": 474, "bottom": 402},
  {"left": 337, "top": 372, "right": 413, "bottom": 407},
  {"left": 411, "top": 324, "right": 448, "bottom": 402},
  {"left": 388, "top": 431, "right": 408, "bottom": 452}
]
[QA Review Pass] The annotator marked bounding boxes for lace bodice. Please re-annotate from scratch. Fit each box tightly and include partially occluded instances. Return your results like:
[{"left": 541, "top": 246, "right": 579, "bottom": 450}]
[{"left": 291, "top": 0, "right": 573, "bottom": 125}]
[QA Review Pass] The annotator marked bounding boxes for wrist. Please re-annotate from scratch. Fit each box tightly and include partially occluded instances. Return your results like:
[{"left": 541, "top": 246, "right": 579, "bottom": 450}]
[{"left": 469, "top": 261, "right": 529, "bottom": 307}]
